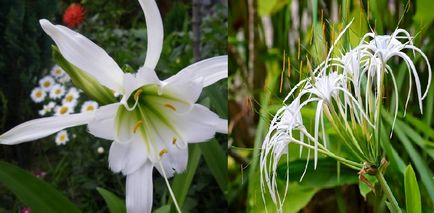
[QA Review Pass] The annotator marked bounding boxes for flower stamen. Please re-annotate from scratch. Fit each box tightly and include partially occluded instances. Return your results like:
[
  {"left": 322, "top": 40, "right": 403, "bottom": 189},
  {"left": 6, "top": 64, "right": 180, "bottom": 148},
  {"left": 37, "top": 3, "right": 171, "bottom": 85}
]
[
  {"left": 159, "top": 148, "right": 168, "bottom": 157},
  {"left": 164, "top": 103, "right": 176, "bottom": 111},
  {"left": 172, "top": 137, "right": 177, "bottom": 145},
  {"left": 133, "top": 120, "right": 143, "bottom": 133},
  {"left": 134, "top": 89, "right": 143, "bottom": 101}
]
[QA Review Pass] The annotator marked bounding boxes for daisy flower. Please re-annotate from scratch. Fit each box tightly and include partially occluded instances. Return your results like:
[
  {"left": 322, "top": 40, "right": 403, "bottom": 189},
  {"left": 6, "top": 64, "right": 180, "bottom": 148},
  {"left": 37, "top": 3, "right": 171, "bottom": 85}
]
[
  {"left": 49, "top": 84, "right": 66, "bottom": 99},
  {"left": 50, "top": 65, "right": 66, "bottom": 79},
  {"left": 39, "top": 76, "right": 55, "bottom": 92},
  {"left": 54, "top": 104, "right": 73, "bottom": 116},
  {"left": 30, "top": 87, "right": 46, "bottom": 103},
  {"left": 55, "top": 130, "right": 69, "bottom": 145},
  {"left": 62, "top": 88, "right": 80, "bottom": 107},
  {"left": 80, "top": 101, "right": 98, "bottom": 113}
]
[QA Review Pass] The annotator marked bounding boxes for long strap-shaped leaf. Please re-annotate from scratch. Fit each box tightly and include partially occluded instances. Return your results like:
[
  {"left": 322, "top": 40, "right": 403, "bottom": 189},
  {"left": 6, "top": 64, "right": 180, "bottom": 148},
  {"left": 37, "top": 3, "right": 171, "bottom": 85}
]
[{"left": 0, "top": 161, "right": 80, "bottom": 213}]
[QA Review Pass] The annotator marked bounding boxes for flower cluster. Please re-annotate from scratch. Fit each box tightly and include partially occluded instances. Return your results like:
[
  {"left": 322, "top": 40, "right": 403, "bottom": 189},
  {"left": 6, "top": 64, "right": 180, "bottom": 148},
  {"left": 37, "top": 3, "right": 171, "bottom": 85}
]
[
  {"left": 30, "top": 65, "right": 99, "bottom": 145},
  {"left": 260, "top": 22, "right": 431, "bottom": 211}
]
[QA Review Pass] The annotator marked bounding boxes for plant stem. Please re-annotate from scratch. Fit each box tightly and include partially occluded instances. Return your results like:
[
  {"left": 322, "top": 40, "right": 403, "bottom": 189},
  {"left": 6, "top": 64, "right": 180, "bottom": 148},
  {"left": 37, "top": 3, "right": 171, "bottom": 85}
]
[{"left": 375, "top": 171, "right": 401, "bottom": 213}]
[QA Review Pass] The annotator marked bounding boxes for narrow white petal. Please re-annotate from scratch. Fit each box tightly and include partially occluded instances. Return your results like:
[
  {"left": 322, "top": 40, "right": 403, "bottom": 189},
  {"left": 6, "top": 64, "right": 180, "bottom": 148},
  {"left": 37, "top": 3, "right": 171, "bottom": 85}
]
[
  {"left": 39, "top": 19, "right": 124, "bottom": 93},
  {"left": 87, "top": 103, "right": 120, "bottom": 140},
  {"left": 126, "top": 162, "right": 153, "bottom": 213},
  {"left": 0, "top": 112, "right": 94, "bottom": 145},
  {"left": 164, "top": 56, "right": 228, "bottom": 87},
  {"left": 138, "top": 0, "right": 163, "bottom": 69}
]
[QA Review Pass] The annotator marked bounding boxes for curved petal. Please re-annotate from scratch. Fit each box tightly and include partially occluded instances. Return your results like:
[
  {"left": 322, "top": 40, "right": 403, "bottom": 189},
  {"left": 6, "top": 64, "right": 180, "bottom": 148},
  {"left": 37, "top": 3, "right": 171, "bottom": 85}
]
[
  {"left": 87, "top": 103, "right": 120, "bottom": 140},
  {"left": 158, "top": 78, "right": 203, "bottom": 112},
  {"left": 39, "top": 19, "right": 124, "bottom": 93},
  {"left": 168, "top": 104, "right": 227, "bottom": 143},
  {"left": 126, "top": 162, "right": 153, "bottom": 213},
  {"left": 0, "top": 112, "right": 94, "bottom": 145},
  {"left": 138, "top": 0, "right": 163, "bottom": 69},
  {"left": 164, "top": 56, "right": 228, "bottom": 87},
  {"left": 109, "top": 137, "right": 149, "bottom": 175},
  {"left": 155, "top": 147, "right": 188, "bottom": 178}
]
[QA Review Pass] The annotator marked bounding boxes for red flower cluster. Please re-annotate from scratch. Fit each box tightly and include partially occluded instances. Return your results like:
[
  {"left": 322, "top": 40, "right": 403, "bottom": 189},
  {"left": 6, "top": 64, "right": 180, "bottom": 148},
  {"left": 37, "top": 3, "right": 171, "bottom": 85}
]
[{"left": 63, "top": 3, "right": 85, "bottom": 28}]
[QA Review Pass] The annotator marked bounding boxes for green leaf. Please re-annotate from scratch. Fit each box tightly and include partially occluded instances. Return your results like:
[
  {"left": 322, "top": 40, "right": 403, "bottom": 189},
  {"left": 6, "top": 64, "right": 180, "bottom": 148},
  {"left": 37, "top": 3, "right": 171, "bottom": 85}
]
[
  {"left": 170, "top": 145, "right": 201, "bottom": 210},
  {"left": 96, "top": 187, "right": 126, "bottom": 213},
  {"left": 153, "top": 205, "right": 171, "bottom": 213},
  {"left": 414, "top": 0, "right": 434, "bottom": 25},
  {"left": 0, "top": 161, "right": 80, "bottom": 213},
  {"left": 257, "top": 0, "right": 289, "bottom": 16},
  {"left": 383, "top": 113, "right": 434, "bottom": 205},
  {"left": 404, "top": 165, "right": 421, "bottom": 213},
  {"left": 52, "top": 45, "right": 117, "bottom": 105},
  {"left": 276, "top": 158, "right": 358, "bottom": 188},
  {"left": 199, "top": 139, "right": 228, "bottom": 194}
]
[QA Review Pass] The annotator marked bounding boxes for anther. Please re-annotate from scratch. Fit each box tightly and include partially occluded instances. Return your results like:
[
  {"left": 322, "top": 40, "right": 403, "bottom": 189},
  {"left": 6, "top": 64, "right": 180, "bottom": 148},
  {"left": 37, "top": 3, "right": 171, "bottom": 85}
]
[
  {"left": 172, "top": 137, "right": 177, "bottom": 145},
  {"left": 164, "top": 104, "right": 176, "bottom": 111},
  {"left": 159, "top": 148, "right": 168, "bottom": 157},
  {"left": 133, "top": 120, "right": 143, "bottom": 133},
  {"left": 134, "top": 89, "right": 143, "bottom": 101}
]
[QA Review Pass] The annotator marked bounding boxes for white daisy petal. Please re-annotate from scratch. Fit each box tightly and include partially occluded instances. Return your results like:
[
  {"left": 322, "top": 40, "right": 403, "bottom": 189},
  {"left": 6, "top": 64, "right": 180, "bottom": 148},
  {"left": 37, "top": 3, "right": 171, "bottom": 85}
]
[{"left": 39, "top": 19, "right": 124, "bottom": 93}]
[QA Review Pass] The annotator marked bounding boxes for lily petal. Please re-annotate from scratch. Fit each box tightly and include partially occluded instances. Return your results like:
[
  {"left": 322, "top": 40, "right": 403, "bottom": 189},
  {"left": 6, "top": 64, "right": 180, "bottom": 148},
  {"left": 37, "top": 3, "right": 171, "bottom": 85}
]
[
  {"left": 39, "top": 19, "right": 124, "bottom": 93},
  {"left": 164, "top": 56, "right": 228, "bottom": 87},
  {"left": 169, "top": 104, "right": 227, "bottom": 143},
  {"left": 138, "top": 0, "right": 164, "bottom": 69},
  {"left": 88, "top": 103, "right": 120, "bottom": 140},
  {"left": 109, "top": 138, "right": 149, "bottom": 175},
  {"left": 0, "top": 112, "right": 94, "bottom": 145},
  {"left": 126, "top": 162, "right": 153, "bottom": 213}
]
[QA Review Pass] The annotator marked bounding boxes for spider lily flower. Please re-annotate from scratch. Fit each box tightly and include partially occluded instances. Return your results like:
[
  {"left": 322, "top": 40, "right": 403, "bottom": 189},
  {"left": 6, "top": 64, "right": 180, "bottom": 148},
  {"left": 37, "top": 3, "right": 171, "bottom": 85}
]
[
  {"left": 260, "top": 98, "right": 305, "bottom": 212},
  {"left": 357, "top": 29, "right": 432, "bottom": 114},
  {"left": 0, "top": 0, "right": 227, "bottom": 212}
]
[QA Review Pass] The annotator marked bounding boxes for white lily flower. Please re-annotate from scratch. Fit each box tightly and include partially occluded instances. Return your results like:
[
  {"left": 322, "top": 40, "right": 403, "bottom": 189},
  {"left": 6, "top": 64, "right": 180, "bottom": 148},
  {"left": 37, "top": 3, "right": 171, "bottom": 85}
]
[
  {"left": 0, "top": 0, "right": 227, "bottom": 212},
  {"left": 357, "top": 29, "right": 432, "bottom": 114},
  {"left": 260, "top": 98, "right": 305, "bottom": 212}
]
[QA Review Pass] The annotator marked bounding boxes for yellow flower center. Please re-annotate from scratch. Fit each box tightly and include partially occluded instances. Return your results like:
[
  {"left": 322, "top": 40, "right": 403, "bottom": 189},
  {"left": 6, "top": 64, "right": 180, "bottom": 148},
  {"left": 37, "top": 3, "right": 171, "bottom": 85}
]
[
  {"left": 59, "top": 106, "right": 68, "bottom": 114},
  {"left": 59, "top": 134, "right": 65, "bottom": 141},
  {"left": 65, "top": 95, "right": 74, "bottom": 102},
  {"left": 43, "top": 81, "right": 51, "bottom": 88},
  {"left": 55, "top": 89, "right": 61, "bottom": 95},
  {"left": 35, "top": 91, "right": 43, "bottom": 98},
  {"left": 56, "top": 69, "right": 62, "bottom": 75},
  {"left": 86, "top": 105, "right": 94, "bottom": 111}
]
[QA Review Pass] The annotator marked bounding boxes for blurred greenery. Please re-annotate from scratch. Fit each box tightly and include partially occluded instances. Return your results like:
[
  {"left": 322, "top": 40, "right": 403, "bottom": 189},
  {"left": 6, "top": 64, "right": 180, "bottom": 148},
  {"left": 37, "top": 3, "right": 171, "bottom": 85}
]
[
  {"left": 0, "top": 0, "right": 227, "bottom": 212},
  {"left": 229, "top": 0, "right": 433, "bottom": 212}
]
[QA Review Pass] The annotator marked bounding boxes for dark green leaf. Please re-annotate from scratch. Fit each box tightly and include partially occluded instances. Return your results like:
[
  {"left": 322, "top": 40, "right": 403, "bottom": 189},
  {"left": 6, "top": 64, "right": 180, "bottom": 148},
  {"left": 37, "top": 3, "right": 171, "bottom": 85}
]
[
  {"left": 199, "top": 139, "right": 228, "bottom": 194},
  {"left": 0, "top": 161, "right": 80, "bottom": 213},
  {"left": 404, "top": 165, "right": 421, "bottom": 213},
  {"left": 276, "top": 158, "right": 358, "bottom": 188},
  {"left": 96, "top": 187, "right": 126, "bottom": 213}
]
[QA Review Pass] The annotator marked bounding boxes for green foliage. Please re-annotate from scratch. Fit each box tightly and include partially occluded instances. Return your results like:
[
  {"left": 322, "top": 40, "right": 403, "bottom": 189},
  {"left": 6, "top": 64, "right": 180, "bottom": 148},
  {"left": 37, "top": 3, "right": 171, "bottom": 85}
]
[
  {"left": 96, "top": 187, "right": 126, "bottom": 213},
  {"left": 404, "top": 165, "right": 421, "bottom": 213},
  {"left": 0, "top": 161, "right": 80, "bottom": 213}
]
